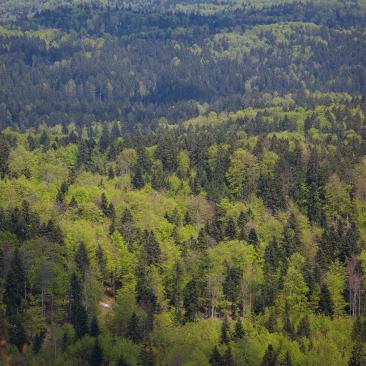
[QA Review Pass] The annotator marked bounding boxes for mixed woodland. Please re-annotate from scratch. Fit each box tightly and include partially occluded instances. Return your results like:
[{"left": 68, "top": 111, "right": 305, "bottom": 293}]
[{"left": 1, "top": 0, "right": 366, "bottom": 365}]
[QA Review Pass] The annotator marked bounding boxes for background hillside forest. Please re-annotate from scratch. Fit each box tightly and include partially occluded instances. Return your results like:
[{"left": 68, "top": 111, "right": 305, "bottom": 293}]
[{"left": 1, "top": 0, "right": 366, "bottom": 365}]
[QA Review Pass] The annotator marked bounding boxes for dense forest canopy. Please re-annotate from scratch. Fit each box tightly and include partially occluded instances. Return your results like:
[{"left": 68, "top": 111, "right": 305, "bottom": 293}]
[{"left": 1, "top": 1, "right": 366, "bottom": 365}]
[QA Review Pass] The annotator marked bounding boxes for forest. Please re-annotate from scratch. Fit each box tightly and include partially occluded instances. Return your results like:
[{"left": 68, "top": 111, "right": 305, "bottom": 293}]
[{"left": 1, "top": 0, "right": 366, "bottom": 365}]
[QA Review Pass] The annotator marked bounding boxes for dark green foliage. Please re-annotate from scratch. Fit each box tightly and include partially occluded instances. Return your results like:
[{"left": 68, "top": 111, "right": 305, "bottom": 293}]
[
  {"left": 220, "top": 318, "right": 230, "bottom": 344},
  {"left": 318, "top": 284, "right": 334, "bottom": 316},
  {"left": 143, "top": 231, "right": 161, "bottom": 266},
  {"left": 209, "top": 346, "right": 223, "bottom": 366},
  {"left": 233, "top": 319, "right": 245, "bottom": 340},
  {"left": 75, "top": 242, "right": 89, "bottom": 279},
  {"left": 139, "top": 344, "right": 155, "bottom": 366},
  {"left": 223, "top": 347, "right": 234, "bottom": 366},
  {"left": 133, "top": 166, "right": 145, "bottom": 189},
  {"left": 90, "top": 338, "right": 103, "bottom": 366},
  {"left": 7, "top": 315, "right": 27, "bottom": 351},
  {"left": 282, "top": 214, "right": 301, "bottom": 258},
  {"left": 183, "top": 277, "right": 201, "bottom": 322},
  {"left": 117, "top": 356, "right": 130, "bottom": 366},
  {"left": 297, "top": 315, "right": 311, "bottom": 339},
  {"left": 96, "top": 244, "right": 107, "bottom": 281},
  {"left": 90, "top": 316, "right": 100, "bottom": 337},
  {"left": 4, "top": 249, "right": 26, "bottom": 316},
  {"left": 127, "top": 313, "right": 142, "bottom": 343},
  {"left": 283, "top": 351, "right": 292, "bottom": 366},
  {"left": 225, "top": 218, "right": 237, "bottom": 240},
  {"left": 261, "top": 344, "right": 277, "bottom": 366},
  {"left": 69, "top": 273, "right": 88, "bottom": 338},
  {"left": 248, "top": 228, "right": 258, "bottom": 246},
  {"left": 223, "top": 267, "right": 241, "bottom": 305}
]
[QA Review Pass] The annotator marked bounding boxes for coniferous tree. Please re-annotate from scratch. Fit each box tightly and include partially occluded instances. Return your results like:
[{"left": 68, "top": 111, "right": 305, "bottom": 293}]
[
  {"left": 318, "top": 284, "right": 334, "bottom": 316},
  {"left": 139, "top": 343, "right": 155, "bottom": 366},
  {"left": 209, "top": 346, "right": 222, "bottom": 366},
  {"left": 117, "top": 356, "right": 130, "bottom": 366},
  {"left": 75, "top": 242, "right": 89, "bottom": 279},
  {"left": 143, "top": 231, "right": 161, "bottom": 266},
  {"left": 7, "top": 314, "right": 27, "bottom": 351},
  {"left": 100, "top": 192, "right": 109, "bottom": 215},
  {"left": 261, "top": 344, "right": 277, "bottom": 366},
  {"left": 248, "top": 228, "right": 258, "bottom": 246},
  {"left": 183, "top": 277, "right": 201, "bottom": 322},
  {"left": 4, "top": 249, "right": 26, "bottom": 316},
  {"left": 225, "top": 218, "right": 237, "bottom": 240},
  {"left": 297, "top": 315, "right": 311, "bottom": 338},
  {"left": 220, "top": 317, "right": 230, "bottom": 344},
  {"left": 90, "top": 316, "right": 100, "bottom": 337},
  {"left": 223, "top": 347, "right": 234, "bottom": 366},
  {"left": 133, "top": 165, "right": 145, "bottom": 189},
  {"left": 69, "top": 273, "right": 88, "bottom": 338},
  {"left": 283, "top": 351, "right": 292, "bottom": 366},
  {"left": 127, "top": 313, "right": 142, "bottom": 343},
  {"left": 90, "top": 338, "right": 103, "bottom": 366},
  {"left": 96, "top": 244, "right": 107, "bottom": 281},
  {"left": 233, "top": 319, "right": 245, "bottom": 340}
]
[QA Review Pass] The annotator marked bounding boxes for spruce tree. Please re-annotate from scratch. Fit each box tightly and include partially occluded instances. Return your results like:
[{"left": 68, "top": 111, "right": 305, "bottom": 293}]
[
  {"left": 248, "top": 228, "right": 258, "bottom": 246},
  {"left": 90, "top": 338, "right": 103, "bottom": 366},
  {"left": 220, "top": 318, "right": 230, "bottom": 344},
  {"left": 209, "top": 346, "right": 222, "bottom": 366},
  {"left": 69, "top": 273, "right": 88, "bottom": 338},
  {"left": 233, "top": 319, "right": 245, "bottom": 340},
  {"left": 318, "top": 284, "right": 334, "bottom": 316},
  {"left": 75, "top": 242, "right": 89, "bottom": 279},
  {"left": 127, "top": 313, "right": 141, "bottom": 343},
  {"left": 90, "top": 316, "right": 100, "bottom": 337},
  {"left": 225, "top": 218, "right": 237, "bottom": 240},
  {"left": 223, "top": 346, "right": 234, "bottom": 366},
  {"left": 7, "top": 314, "right": 27, "bottom": 351},
  {"left": 261, "top": 344, "right": 276, "bottom": 366},
  {"left": 4, "top": 249, "right": 26, "bottom": 316}
]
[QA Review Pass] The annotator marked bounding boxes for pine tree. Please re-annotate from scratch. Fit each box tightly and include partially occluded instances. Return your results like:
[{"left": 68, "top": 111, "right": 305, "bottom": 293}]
[
  {"left": 4, "top": 249, "right": 26, "bottom": 316},
  {"left": 39, "top": 130, "right": 50, "bottom": 148},
  {"left": 108, "top": 166, "right": 115, "bottom": 180},
  {"left": 138, "top": 343, "right": 155, "bottom": 366},
  {"left": 183, "top": 277, "right": 201, "bottom": 322},
  {"left": 127, "top": 313, "right": 141, "bottom": 343},
  {"left": 117, "top": 356, "right": 129, "bottom": 366},
  {"left": 7, "top": 314, "right": 27, "bottom": 351},
  {"left": 261, "top": 344, "right": 277, "bottom": 366},
  {"left": 318, "top": 284, "right": 334, "bottom": 316},
  {"left": 209, "top": 346, "right": 222, "bottom": 366},
  {"left": 27, "top": 134, "right": 36, "bottom": 151},
  {"left": 223, "top": 267, "right": 241, "bottom": 308},
  {"left": 223, "top": 347, "right": 234, "bottom": 366},
  {"left": 220, "top": 318, "right": 230, "bottom": 344},
  {"left": 96, "top": 244, "right": 107, "bottom": 281},
  {"left": 99, "top": 125, "right": 111, "bottom": 152},
  {"left": 297, "top": 315, "right": 311, "bottom": 338},
  {"left": 75, "top": 242, "right": 89, "bottom": 279},
  {"left": 133, "top": 165, "right": 145, "bottom": 189},
  {"left": 69, "top": 273, "right": 88, "bottom": 338},
  {"left": 90, "top": 316, "right": 100, "bottom": 337},
  {"left": 184, "top": 211, "right": 193, "bottom": 226},
  {"left": 90, "top": 338, "right": 103, "bottom": 366},
  {"left": 248, "top": 228, "right": 258, "bottom": 246},
  {"left": 225, "top": 218, "right": 237, "bottom": 240},
  {"left": 144, "top": 231, "right": 161, "bottom": 266},
  {"left": 233, "top": 319, "right": 245, "bottom": 340},
  {"left": 196, "top": 228, "right": 209, "bottom": 251},
  {"left": 100, "top": 192, "right": 109, "bottom": 215},
  {"left": 283, "top": 351, "right": 292, "bottom": 366}
]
